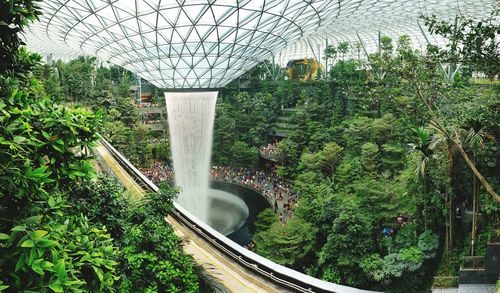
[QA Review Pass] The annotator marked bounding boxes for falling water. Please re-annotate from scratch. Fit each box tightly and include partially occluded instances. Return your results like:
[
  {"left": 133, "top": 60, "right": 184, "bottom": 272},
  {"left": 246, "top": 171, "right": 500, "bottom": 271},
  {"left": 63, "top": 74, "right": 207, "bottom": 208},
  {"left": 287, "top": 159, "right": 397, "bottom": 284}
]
[{"left": 165, "top": 91, "right": 218, "bottom": 223}]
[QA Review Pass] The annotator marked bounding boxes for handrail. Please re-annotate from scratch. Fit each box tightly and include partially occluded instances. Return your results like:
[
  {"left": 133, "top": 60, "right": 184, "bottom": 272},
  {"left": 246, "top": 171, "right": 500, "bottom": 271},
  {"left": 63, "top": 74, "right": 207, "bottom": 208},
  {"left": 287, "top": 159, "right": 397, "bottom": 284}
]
[
  {"left": 210, "top": 178, "right": 274, "bottom": 207},
  {"left": 99, "top": 138, "right": 379, "bottom": 293}
]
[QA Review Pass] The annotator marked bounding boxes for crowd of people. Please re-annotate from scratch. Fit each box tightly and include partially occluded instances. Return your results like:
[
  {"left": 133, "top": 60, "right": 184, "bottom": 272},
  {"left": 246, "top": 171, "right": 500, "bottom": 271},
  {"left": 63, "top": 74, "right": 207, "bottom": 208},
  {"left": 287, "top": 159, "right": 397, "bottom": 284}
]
[
  {"left": 259, "top": 139, "right": 279, "bottom": 158},
  {"left": 145, "top": 137, "right": 168, "bottom": 144},
  {"left": 211, "top": 166, "right": 297, "bottom": 223},
  {"left": 139, "top": 161, "right": 297, "bottom": 224},
  {"left": 139, "top": 161, "right": 173, "bottom": 183},
  {"left": 136, "top": 101, "right": 161, "bottom": 108}
]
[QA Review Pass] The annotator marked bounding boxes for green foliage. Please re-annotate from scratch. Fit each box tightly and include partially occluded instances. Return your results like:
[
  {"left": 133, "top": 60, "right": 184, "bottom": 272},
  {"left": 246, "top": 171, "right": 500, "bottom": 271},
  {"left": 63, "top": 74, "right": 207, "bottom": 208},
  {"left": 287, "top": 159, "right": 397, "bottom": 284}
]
[
  {"left": 68, "top": 175, "right": 130, "bottom": 240},
  {"left": 254, "top": 218, "right": 318, "bottom": 269},
  {"left": 66, "top": 178, "right": 200, "bottom": 292},
  {"left": 360, "top": 230, "right": 438, "bottom": 288},
  {"left": 361, "top": 142, "right": 379, "bottom": 175},
  {"left": 1, "top": 4, "right": 198, "bottom": 292},
  {"left": 118, "top": 184, "right": 198, "bottom": 292},
  {"left": 317, "top": 200, "right": 374, "bottom": 286},
  {"left": 253, "top": 208, "right": 278, "bottom": 234},
  {"left": 0, "top": 0, "right": 42, "bottom": 80},
  {"left": 0, "top": 87, "right": 101, "bottom": 209},
  {"left": 230, "top": 141, "right": 258, "bottom": 167},
  {"left": 0, "top": 203, "right": 120, "bottom": 292},
  {"left": 0, "top": 4, "right": 120, "bottom": 289},
  {"left": 422, "top": 10, "right": 500, "bottom": 79}
]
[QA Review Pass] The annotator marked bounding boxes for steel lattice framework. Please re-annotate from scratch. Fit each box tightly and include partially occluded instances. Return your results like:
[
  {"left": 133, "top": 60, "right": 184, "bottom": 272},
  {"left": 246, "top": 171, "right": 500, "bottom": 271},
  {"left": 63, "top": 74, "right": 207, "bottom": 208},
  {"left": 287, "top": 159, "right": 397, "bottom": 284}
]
[
  {"left": 25, "top": 0, "right": 339, "bottom": 88},
  {"left": 25, "top": 0, "right": 497, "bottom": 88},
  {"left": 277, "top": 0, "right": 497, "bottom": 64}
]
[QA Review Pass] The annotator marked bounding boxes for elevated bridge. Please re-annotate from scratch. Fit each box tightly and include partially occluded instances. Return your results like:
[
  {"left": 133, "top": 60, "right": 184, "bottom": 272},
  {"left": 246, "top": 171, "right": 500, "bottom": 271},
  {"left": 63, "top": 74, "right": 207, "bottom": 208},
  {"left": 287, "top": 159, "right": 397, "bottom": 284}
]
[{"left": 94, "top": 139, "right": 379, "bottom": 293}]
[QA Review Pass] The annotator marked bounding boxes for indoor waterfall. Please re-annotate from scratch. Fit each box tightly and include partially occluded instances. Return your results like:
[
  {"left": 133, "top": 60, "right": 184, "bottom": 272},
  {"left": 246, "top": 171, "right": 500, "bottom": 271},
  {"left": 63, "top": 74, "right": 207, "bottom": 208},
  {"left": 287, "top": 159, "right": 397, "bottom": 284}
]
[{"left": 165, "top": 91, "right": 218, "bottom": 223}]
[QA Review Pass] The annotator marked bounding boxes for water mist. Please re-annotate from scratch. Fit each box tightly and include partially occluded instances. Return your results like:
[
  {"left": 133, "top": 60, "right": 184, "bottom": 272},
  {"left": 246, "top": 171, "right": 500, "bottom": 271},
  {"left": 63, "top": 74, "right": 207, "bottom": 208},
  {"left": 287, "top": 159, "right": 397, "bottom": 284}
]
[{"left": 165, "top": 91, "right": 218, "bottom": 223}]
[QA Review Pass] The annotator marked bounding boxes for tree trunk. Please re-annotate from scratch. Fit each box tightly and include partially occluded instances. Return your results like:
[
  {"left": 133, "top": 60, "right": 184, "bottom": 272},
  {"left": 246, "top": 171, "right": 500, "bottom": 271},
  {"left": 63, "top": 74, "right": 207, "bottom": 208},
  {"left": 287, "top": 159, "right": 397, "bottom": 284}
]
[
  {"left": 447, "top": 144, "right": 454, "bottom": 251},
  {"left": 471, "top": 172, "right": 477, "bottom": 256},
  {"left": 445, "top": 192, "right": 450, "bottom": 254},
  {"left": 423, "top": 181, "right": 428, "bottom": 231},
  {"left": 454, "top": 142, "right": 500, "bottom": 202},
  {"left": 471, "top": 154, "right": 481, "bottom": 256},
  {"left": 414, "top": 84, "right": 500, "bottom": 202},
  {"left": 449, "top": 194, "right": 453, "bottom": 250}
]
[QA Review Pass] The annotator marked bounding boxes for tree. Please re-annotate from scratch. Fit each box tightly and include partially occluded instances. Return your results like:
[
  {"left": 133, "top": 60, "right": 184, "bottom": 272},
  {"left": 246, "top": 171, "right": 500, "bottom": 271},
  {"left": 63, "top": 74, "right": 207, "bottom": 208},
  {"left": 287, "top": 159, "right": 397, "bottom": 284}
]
[
  {"left": 428, "top": 122, "right": 457, "bottom": 253},
  {"left": 317, "top": 142, "right": 344, "bottom": 180},
  {"left": 361, "top": 142, "right": 379, "bottom": 176},
  {"left": 275, "top": 138, "right": 299, "bottom": 174},
  {"left": 0, "top": 2, "right": 119, "bottom": 291},
  {"left": 318, "top": 199, "right": 374, "bottom": 286},
  {"left": 409, "top": 127, "right": 434, "bottom": 230},
  {"left": 253, "top": 208, "right": 278, "bottom": 234},
  {"left": 324, "top": 44, "right": 337, "bottom": 75},
  {"left": 254, "top": 217, "right": 318, "bottom": 270},
  {"left": 417, "top": 11, "right": 500, "bottom": 202},
  {"left": 422, "top": 10, "right": 500, "bottom": 79},
  {"left": 230, "top": 141, "right": 258, "bottom": 167},
  {"left": 459, "top": 118, "right": 495, "bottom": 255},
  {"left": 212, "top": 102, "right": 236, "bottom": 164},
  {"left": 337, "top": 42, "right": 349, "bottom": 61}
]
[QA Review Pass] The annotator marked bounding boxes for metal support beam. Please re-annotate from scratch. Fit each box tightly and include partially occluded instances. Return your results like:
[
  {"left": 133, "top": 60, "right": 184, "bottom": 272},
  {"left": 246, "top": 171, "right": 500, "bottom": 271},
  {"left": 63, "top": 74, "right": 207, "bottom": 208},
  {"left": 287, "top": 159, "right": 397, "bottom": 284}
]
[
  {"left": 417, "top": 21, "right": 449, "bottom": 78},
  {"left": 307, "top": 38, "right": 321, "bottom": 66},
  {"left": 356, "top": 32, "right": 371, "bottom": 61}
]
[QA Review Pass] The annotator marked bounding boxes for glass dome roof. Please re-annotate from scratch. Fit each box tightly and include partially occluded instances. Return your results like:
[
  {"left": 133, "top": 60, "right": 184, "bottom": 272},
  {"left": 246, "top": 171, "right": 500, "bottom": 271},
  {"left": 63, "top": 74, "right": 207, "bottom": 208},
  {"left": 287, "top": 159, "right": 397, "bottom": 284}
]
[
  {"left": 24, "top": 0, "right": 339, "bottom": 88},
  {"left": 24, "top": 0, "right": 497, "bottom": 88},
  {"left": 277, "top": 0, "right": 497, "bottom": 63}
]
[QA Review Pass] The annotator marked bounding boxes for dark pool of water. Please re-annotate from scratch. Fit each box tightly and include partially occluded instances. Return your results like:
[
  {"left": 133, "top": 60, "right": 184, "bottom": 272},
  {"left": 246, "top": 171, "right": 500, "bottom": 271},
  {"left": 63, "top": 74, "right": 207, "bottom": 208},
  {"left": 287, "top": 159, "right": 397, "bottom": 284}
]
[{"left": 210, "top": 181, "right": 271, "bottom": 246}]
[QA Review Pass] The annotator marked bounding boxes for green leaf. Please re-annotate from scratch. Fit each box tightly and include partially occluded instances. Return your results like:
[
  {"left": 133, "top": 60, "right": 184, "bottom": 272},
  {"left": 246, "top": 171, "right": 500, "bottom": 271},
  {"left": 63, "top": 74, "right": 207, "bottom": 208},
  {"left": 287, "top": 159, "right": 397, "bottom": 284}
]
[
  {"left": 30, "top": 230, "right": 48, "bottom": 240},
  {"left": 70, "top": 170, "right": 86, "bottom": 177},
  {"left": 48, "top": 283, "right": 63, "bottom": 293},
  {"left": 40, "top": 261, "right": 54, "bottom": 269},
  {"left": 92, "top": 266, "right": 103, "bottom": 282},
  {"left": 31, "top": 166, "right": 48, "bottom": 177},
  {"left": 31, "top": 264, "right": 44, "bottom": 275},
  {"left": 52, "top": 143, "right": 64, "bottom": 153},
  {"left": 48, "top": 197, "right": 56, "bottom": 208},
  {"left": 54, "top": 260, "right": 66, "bottom": 281},
  {"left": 28, "top": 248, "right": 36, "bottom": 265},
  {"left": 13, "top": 136, "right": 27, "bottom": 144},
  {"left": 104, "top": 245, "right": 113, "bottom": 255},
  {"left": 11, "top": 225, "right": 26, "bottom": 232},
  {"left": 37, "top": 239, "right": 56, "bottom": 248},
  {"left": 15, "top": 253, "right": 26, "bottom": 271},
  {"left": 24, "top": 216, "right": 43, "bottom": 225},
  {"left": 0, "top": 233, "right": 9, "bottom": 240},
  {"left": 21, "top": 240, "right": 34, "bottom": 247},
  {"left": 42, "top": 131, "right": 51, "bottom": 139}
]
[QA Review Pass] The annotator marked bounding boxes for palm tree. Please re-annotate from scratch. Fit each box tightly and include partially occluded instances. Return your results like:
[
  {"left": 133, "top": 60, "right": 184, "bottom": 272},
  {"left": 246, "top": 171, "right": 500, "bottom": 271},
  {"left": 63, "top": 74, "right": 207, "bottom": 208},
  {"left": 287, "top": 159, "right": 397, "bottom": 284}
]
[
  {"left": 413, "top": 83, "right": 499, "bottom": 203},
  {"left": 410, "top": 126, "right": 433, "bottom": 230},
  {"left": 460, "top": 119, "right": 495, "bottom": 256},
  {"left": 429, "top": 120, "right": 457, "bottom": 253}
]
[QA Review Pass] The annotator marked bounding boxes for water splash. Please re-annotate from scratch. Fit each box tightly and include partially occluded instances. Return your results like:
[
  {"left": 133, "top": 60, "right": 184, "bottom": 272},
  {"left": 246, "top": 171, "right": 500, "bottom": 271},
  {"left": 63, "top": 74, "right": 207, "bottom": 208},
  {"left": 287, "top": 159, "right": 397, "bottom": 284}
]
[{"left": 165, "top": 91, "right": 218, "bottom": 223}]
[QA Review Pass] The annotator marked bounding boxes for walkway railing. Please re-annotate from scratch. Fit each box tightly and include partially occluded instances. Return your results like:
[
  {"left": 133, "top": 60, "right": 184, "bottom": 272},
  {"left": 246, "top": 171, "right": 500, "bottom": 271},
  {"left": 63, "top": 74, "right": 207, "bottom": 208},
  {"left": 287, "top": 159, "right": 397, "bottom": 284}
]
[
  {"left": 210, "top": 178, "right": 274, "bottom": 207},
  {"left": 99, "top": 138, "right": 379, "bottom": 293},
  {"left": 259, "top": 149, "right": 279, "bottom": 162}
]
